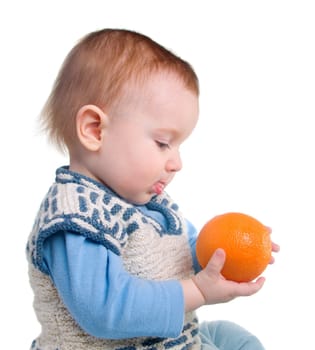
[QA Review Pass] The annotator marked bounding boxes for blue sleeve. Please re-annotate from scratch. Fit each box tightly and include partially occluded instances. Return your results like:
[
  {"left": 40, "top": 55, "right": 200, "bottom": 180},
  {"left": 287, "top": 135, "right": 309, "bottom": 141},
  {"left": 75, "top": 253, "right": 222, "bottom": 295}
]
[
  {"left": 185, "top": 219, "right": 202, "bottom": 273},
  {"left": 43, "top": 232, "right": 185, "bottom": 339}
]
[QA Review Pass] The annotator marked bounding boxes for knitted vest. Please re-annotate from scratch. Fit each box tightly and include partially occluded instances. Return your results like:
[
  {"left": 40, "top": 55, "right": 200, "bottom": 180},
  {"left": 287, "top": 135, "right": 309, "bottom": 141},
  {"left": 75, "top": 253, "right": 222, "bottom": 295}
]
[{"left": 26, "top": 167, "right": 201, "bottom": 350}]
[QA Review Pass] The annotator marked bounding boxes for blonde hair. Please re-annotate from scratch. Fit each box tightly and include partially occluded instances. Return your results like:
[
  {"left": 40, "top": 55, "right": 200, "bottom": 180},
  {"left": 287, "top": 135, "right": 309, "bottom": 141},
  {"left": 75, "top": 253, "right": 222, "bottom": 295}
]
[{"left": 40, "top": 28, "right": 199, "bottom": 152}]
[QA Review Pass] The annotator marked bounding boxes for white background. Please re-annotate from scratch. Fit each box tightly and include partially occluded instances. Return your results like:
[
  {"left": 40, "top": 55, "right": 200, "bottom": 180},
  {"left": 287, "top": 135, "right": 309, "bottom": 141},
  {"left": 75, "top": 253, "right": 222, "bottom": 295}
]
[{"left": 1, "top": 1, "right": 314, "bottom": 349}]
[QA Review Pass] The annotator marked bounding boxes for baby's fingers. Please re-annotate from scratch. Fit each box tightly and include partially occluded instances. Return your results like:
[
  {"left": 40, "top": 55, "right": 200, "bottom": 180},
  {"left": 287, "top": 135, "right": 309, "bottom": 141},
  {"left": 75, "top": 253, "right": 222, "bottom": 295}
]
[
  {"left": 269, "top": 242, "right": 280, "bottom": 264},
  {"left": 272, "top": 242, "right": 280, "bottom": 252},
  {"left": 233, "top": 277, "right": 265, "bottom": 297},
  {"left": 204, "top": 248, "right": 226, "bottom": 277}
]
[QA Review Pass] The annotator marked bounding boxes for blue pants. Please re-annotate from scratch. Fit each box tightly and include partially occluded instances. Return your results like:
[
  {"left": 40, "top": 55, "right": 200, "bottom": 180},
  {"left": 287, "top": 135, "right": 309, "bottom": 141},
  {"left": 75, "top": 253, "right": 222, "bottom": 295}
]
[{"left": 199, "top": 320, "right": 265, "bottom": 350}]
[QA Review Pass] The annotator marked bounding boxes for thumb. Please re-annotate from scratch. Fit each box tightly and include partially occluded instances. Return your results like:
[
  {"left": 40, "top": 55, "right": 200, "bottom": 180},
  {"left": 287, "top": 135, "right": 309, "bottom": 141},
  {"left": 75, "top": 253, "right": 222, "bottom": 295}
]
[{"left": 205, "top": 248, "right": 226, "bottom": 275}]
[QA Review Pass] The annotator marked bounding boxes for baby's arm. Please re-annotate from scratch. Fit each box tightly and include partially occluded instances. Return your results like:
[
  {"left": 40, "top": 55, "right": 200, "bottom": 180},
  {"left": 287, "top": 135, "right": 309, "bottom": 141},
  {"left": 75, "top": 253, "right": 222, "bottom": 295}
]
[
  {"left": 43, "top": 227, "right": 265, "bottom": 339},
  {"left": 43, "top": 232, "right": 184, "bottom": 339}
]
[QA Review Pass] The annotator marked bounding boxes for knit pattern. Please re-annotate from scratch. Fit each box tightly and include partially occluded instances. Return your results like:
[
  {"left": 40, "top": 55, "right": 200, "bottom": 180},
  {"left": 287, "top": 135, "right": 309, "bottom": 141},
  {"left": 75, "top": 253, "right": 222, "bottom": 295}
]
[{"left": 27, "top": 167, "right": 201, "bottom": 350}]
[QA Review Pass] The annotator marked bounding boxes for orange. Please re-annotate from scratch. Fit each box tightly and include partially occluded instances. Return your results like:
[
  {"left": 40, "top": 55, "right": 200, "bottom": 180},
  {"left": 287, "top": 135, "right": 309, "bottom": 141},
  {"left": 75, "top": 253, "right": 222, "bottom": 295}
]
[{"left": 196, "top": 212, "right": 272, "bottom": 282}]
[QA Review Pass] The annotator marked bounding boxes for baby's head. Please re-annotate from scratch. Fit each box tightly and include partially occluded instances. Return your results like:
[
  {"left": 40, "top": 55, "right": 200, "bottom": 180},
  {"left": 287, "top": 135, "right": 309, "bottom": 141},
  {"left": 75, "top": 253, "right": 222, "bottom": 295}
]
[
  {"left": 41, "top": 29, "right": 200, "bottom": 203},
  {"left": 41, "top": 28, "right": 199, "bottom": 152}
]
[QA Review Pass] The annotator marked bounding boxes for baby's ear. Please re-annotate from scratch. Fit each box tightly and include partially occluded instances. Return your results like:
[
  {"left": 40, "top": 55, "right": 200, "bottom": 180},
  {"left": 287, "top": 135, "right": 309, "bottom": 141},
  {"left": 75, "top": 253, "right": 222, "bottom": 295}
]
[{"left": 76, "top": 105, "right": 109, "bottom": 151}]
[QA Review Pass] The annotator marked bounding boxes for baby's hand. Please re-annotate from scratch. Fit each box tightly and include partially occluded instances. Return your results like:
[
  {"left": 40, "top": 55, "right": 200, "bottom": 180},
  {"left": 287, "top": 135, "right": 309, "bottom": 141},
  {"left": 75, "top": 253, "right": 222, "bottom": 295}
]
[{"left": 191, "top": 249, "right": 265, "bottom": 305}]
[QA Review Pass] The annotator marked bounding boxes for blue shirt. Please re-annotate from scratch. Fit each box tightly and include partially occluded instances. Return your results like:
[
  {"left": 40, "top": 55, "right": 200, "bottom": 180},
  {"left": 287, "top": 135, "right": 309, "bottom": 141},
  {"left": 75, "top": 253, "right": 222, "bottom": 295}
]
[{"left": 43, "top": 205, "right": 200, "bottom": 339}]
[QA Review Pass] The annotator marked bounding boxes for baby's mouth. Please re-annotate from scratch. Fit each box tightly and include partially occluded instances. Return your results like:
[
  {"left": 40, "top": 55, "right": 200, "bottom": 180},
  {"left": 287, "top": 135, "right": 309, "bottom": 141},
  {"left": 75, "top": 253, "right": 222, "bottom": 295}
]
[{"left": 152, "top": 182, "right": 165, "bottom": 195}]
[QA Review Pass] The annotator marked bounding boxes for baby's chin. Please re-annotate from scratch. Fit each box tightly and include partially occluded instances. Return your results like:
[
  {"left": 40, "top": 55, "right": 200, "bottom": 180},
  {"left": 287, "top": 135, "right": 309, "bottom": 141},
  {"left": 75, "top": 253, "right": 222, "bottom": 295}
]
[{"left": 123, "top": 191, "right": 156, "bottom": 206}]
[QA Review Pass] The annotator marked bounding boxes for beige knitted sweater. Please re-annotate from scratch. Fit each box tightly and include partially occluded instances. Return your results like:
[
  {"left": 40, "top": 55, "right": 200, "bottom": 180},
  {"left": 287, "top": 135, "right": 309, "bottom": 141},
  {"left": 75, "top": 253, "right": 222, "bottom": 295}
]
[{"left": 27, "top": 167, "right": 201, "bottom": 349}]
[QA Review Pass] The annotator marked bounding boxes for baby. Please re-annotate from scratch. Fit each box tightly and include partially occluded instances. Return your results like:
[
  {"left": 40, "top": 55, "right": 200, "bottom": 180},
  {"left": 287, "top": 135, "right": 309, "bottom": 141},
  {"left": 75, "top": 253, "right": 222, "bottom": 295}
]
[{"left": 26, "top": 28, "right": 278, "bottom": 350}]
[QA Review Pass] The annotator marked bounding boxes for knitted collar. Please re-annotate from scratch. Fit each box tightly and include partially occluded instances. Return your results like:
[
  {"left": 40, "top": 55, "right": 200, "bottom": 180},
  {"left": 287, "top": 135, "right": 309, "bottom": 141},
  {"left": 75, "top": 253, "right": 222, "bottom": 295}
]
[{"left": 55, "top": 166, "right": 183, "bottom": 235}]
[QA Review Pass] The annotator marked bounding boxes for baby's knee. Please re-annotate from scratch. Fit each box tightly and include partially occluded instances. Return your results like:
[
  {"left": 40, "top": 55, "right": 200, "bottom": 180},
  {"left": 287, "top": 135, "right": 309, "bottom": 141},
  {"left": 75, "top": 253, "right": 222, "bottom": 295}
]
[{"left": 199, "top": 320, "right": 265, "bottom": 350}]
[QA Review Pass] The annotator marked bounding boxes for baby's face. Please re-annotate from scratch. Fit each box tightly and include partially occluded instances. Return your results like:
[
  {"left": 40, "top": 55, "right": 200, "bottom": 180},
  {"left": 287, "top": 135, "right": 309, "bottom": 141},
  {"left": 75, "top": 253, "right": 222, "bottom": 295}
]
[{"left": 95, "top": 71, "right": 199, "bottom": 204}]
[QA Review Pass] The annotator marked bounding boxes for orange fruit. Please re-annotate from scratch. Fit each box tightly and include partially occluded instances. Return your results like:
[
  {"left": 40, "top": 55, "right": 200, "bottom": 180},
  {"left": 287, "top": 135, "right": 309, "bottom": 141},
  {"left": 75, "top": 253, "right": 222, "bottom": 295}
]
[{"left": 196, "top": 212, "right": 272, "bottom": 282}]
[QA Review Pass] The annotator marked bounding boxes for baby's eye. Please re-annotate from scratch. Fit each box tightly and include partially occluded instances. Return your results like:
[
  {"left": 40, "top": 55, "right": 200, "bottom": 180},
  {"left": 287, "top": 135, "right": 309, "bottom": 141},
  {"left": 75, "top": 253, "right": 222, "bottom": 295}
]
[{"left": 156, "top": 140, "right": 170, "bottom": 149}]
